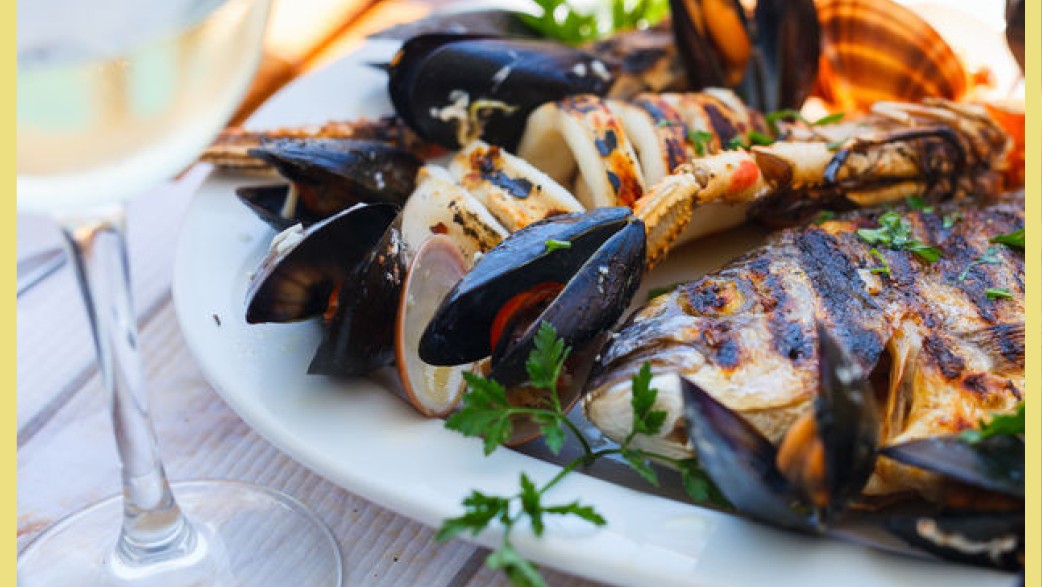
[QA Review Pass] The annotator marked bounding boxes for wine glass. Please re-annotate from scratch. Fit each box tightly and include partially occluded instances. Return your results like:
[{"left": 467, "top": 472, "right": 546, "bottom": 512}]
[{"left": 17, "top": 0, "right": 343, "bottom": 585}]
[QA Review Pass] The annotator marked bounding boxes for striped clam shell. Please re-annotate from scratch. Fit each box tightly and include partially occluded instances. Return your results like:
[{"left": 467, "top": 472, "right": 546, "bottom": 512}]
[{"left": 815, "top": 0, "right": 967, "bottom": 112}]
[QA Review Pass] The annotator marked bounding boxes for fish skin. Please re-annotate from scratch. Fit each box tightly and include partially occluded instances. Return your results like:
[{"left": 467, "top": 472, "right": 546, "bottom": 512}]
[{"left": 584, "top": 193, "right": 1024, "bottom": 499}]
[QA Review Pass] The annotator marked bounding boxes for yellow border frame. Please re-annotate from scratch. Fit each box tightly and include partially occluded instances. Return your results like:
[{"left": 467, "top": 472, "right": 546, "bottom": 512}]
[
  {"left": 7, "top": 0, "right": 18, "bottom": 583},
  {"left": 1025, "top": 0, "right": 1039, "bottom": 582}
]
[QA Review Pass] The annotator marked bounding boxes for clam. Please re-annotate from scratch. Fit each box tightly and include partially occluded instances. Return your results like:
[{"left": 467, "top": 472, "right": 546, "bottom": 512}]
[
  {"left": 395, "top": 235, "right": 472, "bottom": 417},
  {"left": 815, "top": 0, "right": 968, "bottom": 112},
  {"left": 237, "top": 138, "right": 421, "bottom": 231},
  {"left": 244, "top": 203, "right": 397, "bottom": 324}
]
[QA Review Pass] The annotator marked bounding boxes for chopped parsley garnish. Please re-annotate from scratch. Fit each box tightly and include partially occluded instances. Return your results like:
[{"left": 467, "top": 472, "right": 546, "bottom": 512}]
[
  {"left": 441, "top": 323, "right": 727, "bottom": 586},
  {"left": 764, "top": 108, "right": 845, "bottom": 134},
  {"left": 958, "top": 245, "right": 1002, "bottom": 281},
  {"left": 868, "top": 248, "right": 891, "bottom": 276},
  {"left": 942, "top": 212, "right": 962, "bottom": 229},
  {"left": 723, "top": 131, "right": 775, "bottom": 151},
  {"left": 985, "top": 288, "right": 1013, "bottom": 300},
  {"left": 960, "top": 402, "right": 1024, "bottom": 443},
  {"left": 814, "top": 210, "right": 836, "bottom": 225},
  {"left": 724, "top": 136, "right": 746, "bottom": 151},
  {"left": 857, "top": 211, "right": 941, "bottom": 263},
  {"left": 905, "top": 196, "right": 934, "bottom": 213},
  {"left": 687, "top": 130, "right": 714, "bottom": 156},
  {"left": 990, "top": 228, "right": 1024, "bottom": 250},
  {"left": 545, "top": 239, "right": 572, "bottom": 252}
]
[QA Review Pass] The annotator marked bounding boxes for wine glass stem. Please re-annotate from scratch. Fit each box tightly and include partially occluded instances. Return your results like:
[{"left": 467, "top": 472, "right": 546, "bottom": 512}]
[{"left": 60, "top": 205, "right": 197, "bottom": 566}]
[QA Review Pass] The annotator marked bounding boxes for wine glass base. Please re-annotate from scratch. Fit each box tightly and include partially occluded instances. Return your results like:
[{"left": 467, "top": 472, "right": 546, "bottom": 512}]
[{"left": 18, "top": 480, "right": 343, "bottom": 587}]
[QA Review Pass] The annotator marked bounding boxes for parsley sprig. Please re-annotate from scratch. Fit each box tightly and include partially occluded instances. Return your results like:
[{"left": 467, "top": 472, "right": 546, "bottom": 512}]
[
  {"left": 958, "top": 245, "right": 1002, "bottom": 282},
  {"left": 440, "top": 323, "right": 727, "bottom": 586},
  {"left": 856, "top": 211, "right": 941, "bottom": 263},
  {"left": 520, "top": 0, "right": 669, "bottom": 44},
  {"left": 764, "top": 109, "right": 845, "bottom": 135},
  {"left": 960, "top": 402, "right": 1024, "bottom": 443},
  {"left": 990, "top": 228, "right": 1024, "bottom": 250}
]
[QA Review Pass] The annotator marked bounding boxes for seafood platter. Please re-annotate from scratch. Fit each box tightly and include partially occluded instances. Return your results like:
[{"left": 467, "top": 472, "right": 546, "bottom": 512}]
[{"left": 176, "top": 0, "right": 1026, "bottom": 584}]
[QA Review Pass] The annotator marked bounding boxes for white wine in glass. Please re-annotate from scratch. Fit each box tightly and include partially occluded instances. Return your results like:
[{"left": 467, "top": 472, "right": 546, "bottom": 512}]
[{"left": 17, "top": 0, "right": 343, "bottom": 585}]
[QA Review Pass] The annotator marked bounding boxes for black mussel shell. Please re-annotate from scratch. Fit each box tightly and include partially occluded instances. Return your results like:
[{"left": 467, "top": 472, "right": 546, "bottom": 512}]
[
  {"left": 245, "top": 203, "right": 397, "bottom": 324},
  {"left": 236, "top": 184, "right": 328, "bottom": 232},
  {"left": 488, "top": 218, "right": 645, "bottom": 386},
  {"left": 309, "top": 217, "right": 407, "bottom": 377},
  {"left": 886, "top": 511, "right": 1024, "bottom": 570},
  {"left": 248, "top": 138, "right": 420, "bottom": 218},
  {"left": 669, "top": 0, "right": 751, "bottom": 90},
  {"left": 419, "top": 207, "right": 634, "bottom": 365},
  {"left": 813, "top": 324, "right": 878, "bottom": 515},
  {"left": 740, "top": 0, "right": 820, "bottom": 112},
  {"left": 1006, "top": 0, "right": 1024, "bottom": 73},
  {"left": 387, "top": 34, "right": 617, "bottom": 150},
  {"left": 681, "top": 378, "right": 815, "bottom": 532},
  {"left": 881, "top": 435, "right": 1024, "bottom": 499}
]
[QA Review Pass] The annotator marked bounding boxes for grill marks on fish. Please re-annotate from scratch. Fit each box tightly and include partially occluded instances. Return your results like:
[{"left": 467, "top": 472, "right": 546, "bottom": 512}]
[
  {"left": 587, "top": 196, "right": 1024, "bottom": 496},
  {"left": 794, "top": 228, "right": 885, "bottom": 369}
]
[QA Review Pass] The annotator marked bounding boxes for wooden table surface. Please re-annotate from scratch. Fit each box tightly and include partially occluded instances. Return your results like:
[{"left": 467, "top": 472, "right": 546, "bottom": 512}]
[{"left": 16, "top": 1, "right": 605, "bottom": 584}]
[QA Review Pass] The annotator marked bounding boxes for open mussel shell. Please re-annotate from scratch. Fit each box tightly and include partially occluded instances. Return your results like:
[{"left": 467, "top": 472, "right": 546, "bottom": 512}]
[
  {"left": 488, "top": 218, "right": 645, "bottom": 386},
  {"left": 669, "top": 0, "right": 751, "bottom": 90},
  {"left": 881, "top": 435, "right": 1024, "bottom": 499},
  {"left": 681, "top": 326, "right": 878, "bottom": 532},
  {"left": 740, "top": 0, "right": 820, "bottom": 112},
  {"left": 395, "top": 235, "right": 472, "bottom": 417},
  {"left": 885, "top": 511, "right": 1024, "bottom": 570},
  {"left": 309, "top": 216, "right": 407, "bottom": 377},
  {"left": 418, "top": 207, "right": 637, "bottom": 366},
  {"left": 236, "top": 184, "right": 327, "bottom": 232},
  {"left": 245, "top": 203, "right": 397, "bottom": 324},
  {"left": 815, "top": 0, "right": 967, "bottom": 112},
  {"left": 1006, "top": 0, "right": 1024, "bottom": 73},
  {"left": 681, "top": 377, "right": 814, "bottom": 531},
  {"left": 387, "top": 34, "right": 618, "bottom": 150},
  {"left": 245, "top": 137, "right": 420, "bottom": 221}
]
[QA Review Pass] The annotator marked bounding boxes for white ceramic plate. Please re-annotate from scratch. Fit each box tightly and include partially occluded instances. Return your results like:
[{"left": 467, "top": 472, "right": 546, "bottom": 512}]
[{"left": 173, "top": 39, "right": 1016, "bottom": 587}]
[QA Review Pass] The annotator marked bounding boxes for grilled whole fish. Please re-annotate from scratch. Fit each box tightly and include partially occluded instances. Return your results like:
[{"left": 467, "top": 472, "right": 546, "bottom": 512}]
[{"left": 584, "top": 194, "right": 1024, "bottom": 500}]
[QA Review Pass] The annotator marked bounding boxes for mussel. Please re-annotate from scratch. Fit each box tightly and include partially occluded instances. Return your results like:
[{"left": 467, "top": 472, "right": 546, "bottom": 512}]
[
  {"left": 387, "top": 34, "right": 619, "bottom": 150},
  {"left": 668, "top": 0, "right": 820, "bottom": 112},
  {"left": 880, "top": 435, "right": 1024, "bottom": 570},
  {"left": 419, "top": 207, "right": 646, "bottom": 387},
  {"left": 681, "top": 324, "right": 878, "bottom": 532},
  {"left": 236, "top": 138, "right": 421, "bottom": 231},
  {"left": 245, "top": 203, "right": 398, "bottom": 324}
]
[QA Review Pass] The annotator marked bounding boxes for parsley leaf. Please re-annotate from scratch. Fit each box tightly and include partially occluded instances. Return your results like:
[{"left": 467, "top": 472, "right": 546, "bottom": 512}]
[
  {"left": 960, "top": 403, "right": 1024, "bottom": 443},
  {"left": 688, "top": 129, "right": 714, "bottom": 156},
  {"left": 677, "top": 458, "right": 730, "bottom": 506},
  {"left": 905, "top": 196, "right": 934, "bottom": 213},
  {"left": 526, "top": 322, "right": 570, "bottom": 407},
  {"left": 764, "top": 109, "right": 844, "bottom": 134},
  {"left": 985, "top": 287, "right": 1013, "bottom": 300},
  {"left": 446, "top": 372, "right": 514, "bottom": 455},
  {"left": 629, "top": 363, "right": 667, "bottom": 437},
  {"left": 958, "top": 245, "right": 1002, "bottom": 282},
  {"left": 486, "top": 543, "right": 547, "bottom": 587},
  {"left": 868, "top": 248, "right": 891, "bottom": 276},
  {"left": 724, "top": 136, "right": 746, "bottom": 151},
  {"left": 857, "top": 211, "right": 941, "bottom": 264},
  {"left": 621, "top": 448, "right": 660, "bottom": 486},
  {"left": 747, "top": 130, "right": 774, "bottom": 147},
  {"left": 436, "top": 490, "right": 510, "bottom": 542},
  {"left": 544, "top": 239, "right": 572, "bottom": 252},
  {"left": 544, "top": 501, "right": 607, "bottom": 526},
  {"left": 814, "top": 210, "right": 836, "bottom": 225},
  {"left": 519, "top": 473, "right": 544, "bottom": 536},
  {"left": 990, "top": 228, "right": 1024, "bottom": 250},
  {"left": 942, "top": 212, "right": 962, "bottom": 228}
]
